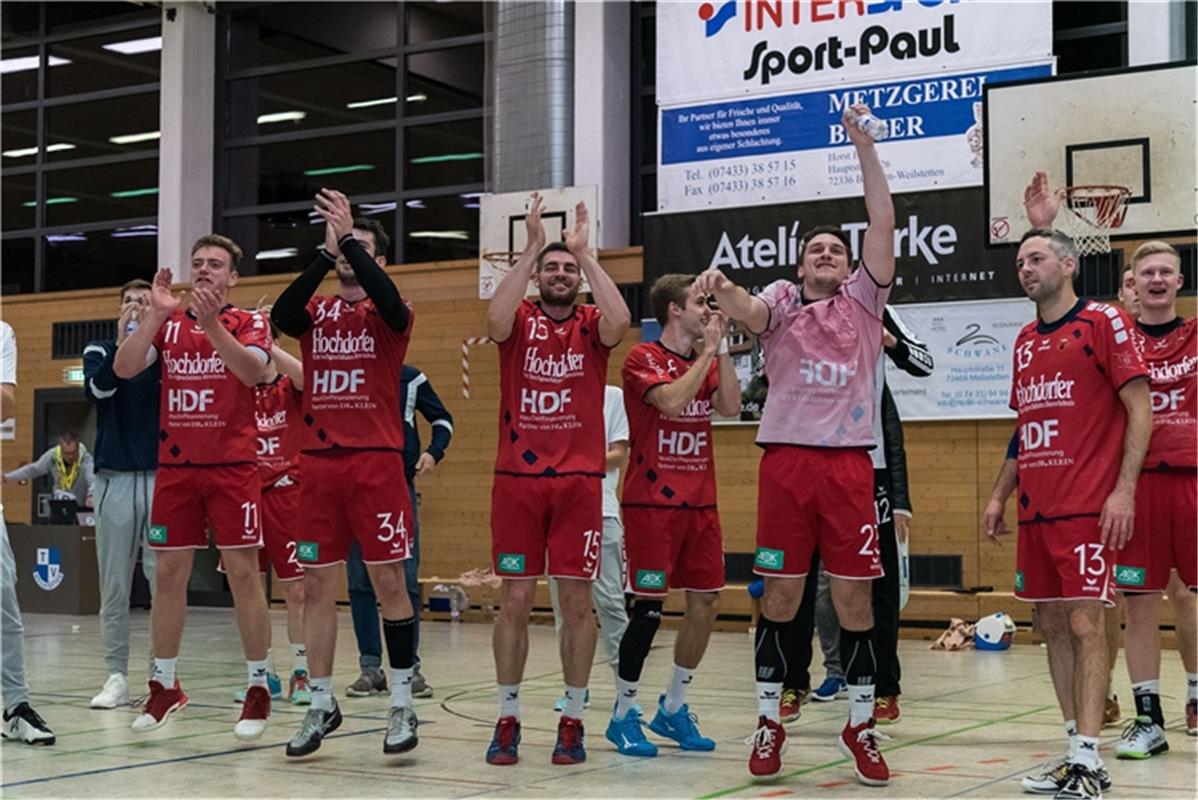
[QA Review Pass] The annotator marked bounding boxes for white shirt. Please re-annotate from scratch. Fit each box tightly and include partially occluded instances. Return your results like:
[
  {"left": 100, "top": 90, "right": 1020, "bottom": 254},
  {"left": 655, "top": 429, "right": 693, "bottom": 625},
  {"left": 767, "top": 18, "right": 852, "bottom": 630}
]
[
  {"left": 0, "top": 321, "right": 15, "bottom": 390},
  {"left": 602, "top": 385, "right": 629, "bottom": 518}
]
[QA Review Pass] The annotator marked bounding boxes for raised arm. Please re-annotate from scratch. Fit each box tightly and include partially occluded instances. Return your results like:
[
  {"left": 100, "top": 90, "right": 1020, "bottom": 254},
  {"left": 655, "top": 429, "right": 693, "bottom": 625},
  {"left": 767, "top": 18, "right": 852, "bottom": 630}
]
[
  {"left": 114, "top": 268, "right": 177, "bottom": 379},
  {"left": 1023, "top": 170, "right": 1064, "bottom": 229},
  {"left": 315, "top": 189, "right": 409, "bottom": 333},
  {"left": 563, "top": 202, "right": 630, "bottom": 348},
  {"left": 694, "top": 270, "right": 769, "bottom": 335},
  {"left": 846, "top": 104, "right": 895, "bottom": 286},
  {"left": 271, "top": 344, "right": 304, "bottom": 391},
  {"left": 272, "top": 251, "right": 333, "bottom": 338},
  {"left": 487, "top": 193, "right": 546, "bottom": 343},
  {"left": 191, "top": 290, "right": 269, "bottom": 388}
]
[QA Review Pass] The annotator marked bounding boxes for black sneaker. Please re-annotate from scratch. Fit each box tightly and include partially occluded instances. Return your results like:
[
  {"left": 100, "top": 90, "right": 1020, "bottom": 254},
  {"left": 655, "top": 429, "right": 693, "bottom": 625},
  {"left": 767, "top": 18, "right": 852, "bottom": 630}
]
[
  {"left": 1053, "top": 763, "right": 1103, "bottom": 800},
  {"left": 2, "top": 703, "right": 55, "bottom": 745},
  {"left": 285, "top": 699, "right": 343, "bottom": 757}
]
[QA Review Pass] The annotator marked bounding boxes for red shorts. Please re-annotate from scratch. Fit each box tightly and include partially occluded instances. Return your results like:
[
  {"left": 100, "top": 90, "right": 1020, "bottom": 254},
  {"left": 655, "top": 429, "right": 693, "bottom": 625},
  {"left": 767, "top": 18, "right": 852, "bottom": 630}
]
[
  {"left": 754, "top": 446, "right": 881, "bottom": 580},
  {"left": 490, "top": 473, "right": 602, "bottom": 579},
  {"left": 1016, "top": 518, "right": 1115, "bottom": 605},
  {"left": 261, "top": 482, "right": 304, "bottom": 581},
  {"left": 297, "top": 451, "right": 413, "bottom": 567},
  {"left": 1116, "top": 470, "right": 1197, "bottom": 592},
  {"left": 149, "top": 464, "right": 262, "bottom": 550},
  {"left": 622, "top": 506, "right": 725, "bottom": 595}
]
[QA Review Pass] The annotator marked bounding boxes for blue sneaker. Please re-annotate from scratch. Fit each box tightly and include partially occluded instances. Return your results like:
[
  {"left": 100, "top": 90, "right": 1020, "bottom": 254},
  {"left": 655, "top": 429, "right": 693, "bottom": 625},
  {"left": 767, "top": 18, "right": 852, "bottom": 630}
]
[
  {"left": 553, "top": 688, "right": 591, "bottom": 712},
  {"left": 485, "top": 716, "right": 521, "bottom": 765},
  {"left": 812, "top": 676, "right": 847, "bottom": 702},
  {"left": 234, "top": 672, "right": 283, "bottom": 703},
  {"left": 605, "top": 706, "right": 657, "bottom": 757},
  {"left": 648, "top": 695, "right": 715, "bottom": 751}
]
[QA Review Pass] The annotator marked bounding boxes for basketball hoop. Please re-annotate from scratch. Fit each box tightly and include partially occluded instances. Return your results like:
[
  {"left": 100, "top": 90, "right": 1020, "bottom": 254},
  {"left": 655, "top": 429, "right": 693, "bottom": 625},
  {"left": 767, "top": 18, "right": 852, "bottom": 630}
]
[
  {"left": 1061, "top": 185, "right": 1131, "bottom": 256},
  {"left": 481, "top": 251, "right": 519, "bottom": 271},
  {"left": 479, "top": 251, "right": 519, "bottom": 299}
]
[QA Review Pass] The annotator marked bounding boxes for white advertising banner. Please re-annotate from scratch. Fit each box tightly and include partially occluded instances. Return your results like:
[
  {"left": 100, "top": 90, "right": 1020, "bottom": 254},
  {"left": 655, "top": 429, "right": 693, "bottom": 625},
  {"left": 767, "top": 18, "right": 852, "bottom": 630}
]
[
  {"left": 657, "top": 0, "right": 1054, "bottom": 106},
  {"left": 657, "top": 61, "right": 1052, "bottom": 210},
  {"left": 885, "top": 297, "right": 1035, "bottom": 421}
]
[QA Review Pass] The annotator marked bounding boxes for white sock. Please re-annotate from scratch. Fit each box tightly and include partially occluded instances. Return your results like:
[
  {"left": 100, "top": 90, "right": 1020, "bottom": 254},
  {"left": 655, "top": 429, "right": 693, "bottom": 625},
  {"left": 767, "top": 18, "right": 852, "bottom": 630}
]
[
  {"left": 848, "top": 682, "right": 875, "bottom": 727},
  {"left": 1064, "top": 718, "right": 1078, "bottom": 739},
  {"left": 498, "top": 684, "right": 520, "bottom": 719},
  {"left": 663, "top": 665, "right": 694, "bottom": 715},
  {"left": 615, "top": 678, "right": 639, "bottom": 718},
  {"left": 1073, "top": 734, "right": 1101, "bottom": 770},
  {"left": 264, "top": 648, "right": 276, "bottom": 676},
  {"left": 152, "top": 657, "right": 177, "bottom": 687},
  {"left": 310, "top": 676, "right": 333, "bottom": 711},
  {"left": 1186, "top": 672, "right": 1197, "bottom": 702},
  {"left": 1132, "top": 678, "right": 1160, "bottom": 696},
  {"left": 757, "top": 682, "right": 782, "bottom": 722},
  {"left": 391, "top": 667, "right": 413, "bottom": 709},
  {"left": 291, "top": 643, "right": 308, "bottom": 674},
  {"left": 562, "top": 685, "right": 587, "bottom": 720},
  {"left": 247, "top": 658, "right": 270, "bottom": 687}
]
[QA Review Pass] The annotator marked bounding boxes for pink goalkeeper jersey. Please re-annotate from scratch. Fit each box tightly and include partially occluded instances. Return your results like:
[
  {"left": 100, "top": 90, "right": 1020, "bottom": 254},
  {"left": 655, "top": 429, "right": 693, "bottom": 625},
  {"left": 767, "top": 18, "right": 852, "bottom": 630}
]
[{"left": 755, "top": 266, "right": 890, "bottom": 448}]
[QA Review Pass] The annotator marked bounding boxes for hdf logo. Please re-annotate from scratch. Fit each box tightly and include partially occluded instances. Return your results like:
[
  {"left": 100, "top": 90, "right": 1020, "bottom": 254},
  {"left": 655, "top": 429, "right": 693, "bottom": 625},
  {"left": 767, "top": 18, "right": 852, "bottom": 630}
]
[{"left": 698, "top": 0, "right": 737, "bottom": 36}]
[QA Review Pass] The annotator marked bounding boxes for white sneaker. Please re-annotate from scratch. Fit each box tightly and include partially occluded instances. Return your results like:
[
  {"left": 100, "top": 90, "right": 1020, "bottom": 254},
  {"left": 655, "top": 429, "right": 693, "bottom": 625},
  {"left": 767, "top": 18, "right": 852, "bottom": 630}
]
[
  {"left": 90, "top": 673, "right": 130, "bottom": 709},
  {"left": 1114, "top": 716, "right": 1168, "bottom": 759}
]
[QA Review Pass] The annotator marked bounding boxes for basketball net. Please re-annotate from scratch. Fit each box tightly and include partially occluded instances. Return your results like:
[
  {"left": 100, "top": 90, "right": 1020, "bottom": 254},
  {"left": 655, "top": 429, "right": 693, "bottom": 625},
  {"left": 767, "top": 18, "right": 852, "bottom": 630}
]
[{"left": 1060, "top": 185, "right": 1131, "bottom": 256}]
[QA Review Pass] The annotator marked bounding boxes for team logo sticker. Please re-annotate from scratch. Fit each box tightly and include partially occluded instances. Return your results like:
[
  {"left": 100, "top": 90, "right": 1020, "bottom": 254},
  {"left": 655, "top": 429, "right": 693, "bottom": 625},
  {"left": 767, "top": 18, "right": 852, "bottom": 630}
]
[
  {"left": 754, "top": 547, "right": 784, "bottom": 570},
  {"left": 497, "top": 553, "right": 526, "bottom": 574},
  {"left": 296, "top": 541, "right": 319, "bottom": 562},
  {"left": 148, "top": 525, "right": 167, "bottom": 544},
  {"left": 635, "top": 570, "right": 667, "bottom": 591},
  {"left": 33, "top": 547, "right": 63, "bottom": 591},
  {"left": 1014, "top": 570, "right": 1025, "bottom": 592},
  {"left": 1114, "top": 565, "right": 1145, "bottom": 587}
]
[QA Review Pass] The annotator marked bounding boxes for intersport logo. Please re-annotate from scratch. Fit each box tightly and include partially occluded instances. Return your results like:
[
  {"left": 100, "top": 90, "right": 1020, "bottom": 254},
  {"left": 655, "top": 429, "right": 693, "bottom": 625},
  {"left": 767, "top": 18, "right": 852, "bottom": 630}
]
[
  {"left": 162, "top": 351, "right": 225, "bottom": 377},
  {"left": 697, "top": 0, "right": 910, "bottom": 39},
  {"left": 312, "top": 328, "right": 375, "bottom": 356}
]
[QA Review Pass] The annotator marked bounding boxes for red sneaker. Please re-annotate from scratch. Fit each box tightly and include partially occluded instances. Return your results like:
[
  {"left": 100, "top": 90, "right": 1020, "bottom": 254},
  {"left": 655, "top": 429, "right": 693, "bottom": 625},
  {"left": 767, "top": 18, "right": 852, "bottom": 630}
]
[
  {"left": 486, "top": 716, "right": 522, "bottom": 765},
  {"left": 1186, "top": 699, "right": 1196, "bottom": 736},
  {"left": 780, "top": 689, "right": 804, "bottom": 723},
  {"left": 838, "top": 719, "right": 890, "bottom": 786},
  {"left": 1103, "top": 694, "right": 1121, "bottom": 727},
  {"left": 874, "top": 695, "right": 901, "bottom": 724},
  {"left": 747, "top": 716, "right": 787, "bottom": 782},
  {"left": 551, "top": 715, "right": 586, "bottom": 764},
  {"left": 132, "top": 680, "right": 188, "bottom": 732},
  {"left": 234, "top": 685, "right": 272, "bottom": 741}
]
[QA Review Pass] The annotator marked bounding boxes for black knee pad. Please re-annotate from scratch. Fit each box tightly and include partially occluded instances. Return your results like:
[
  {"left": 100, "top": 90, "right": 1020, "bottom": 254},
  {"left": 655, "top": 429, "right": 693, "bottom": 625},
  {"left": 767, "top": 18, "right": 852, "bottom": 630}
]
[{"left": 617, "top": 600, "right": 663, "bottom": 682}]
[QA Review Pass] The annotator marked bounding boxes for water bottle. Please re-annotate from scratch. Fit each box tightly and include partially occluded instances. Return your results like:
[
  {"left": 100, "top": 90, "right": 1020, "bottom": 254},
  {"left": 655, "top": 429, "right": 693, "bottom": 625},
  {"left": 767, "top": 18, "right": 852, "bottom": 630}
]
[
  {"left": 125, "top": 319, "right": 139, "bottom": 336},
  {"left": 846, "top": 109, "right": 888, "bottom": 142},
  {"left": 448, "top": 585, "right": 468, "bottom": 622}
]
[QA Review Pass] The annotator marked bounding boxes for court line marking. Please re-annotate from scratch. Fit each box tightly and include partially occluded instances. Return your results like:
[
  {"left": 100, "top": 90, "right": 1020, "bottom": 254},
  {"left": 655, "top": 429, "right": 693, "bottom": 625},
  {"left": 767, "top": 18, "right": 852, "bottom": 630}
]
[{"left": 696, "top": 704, "right": 1055, "bottom": 799}]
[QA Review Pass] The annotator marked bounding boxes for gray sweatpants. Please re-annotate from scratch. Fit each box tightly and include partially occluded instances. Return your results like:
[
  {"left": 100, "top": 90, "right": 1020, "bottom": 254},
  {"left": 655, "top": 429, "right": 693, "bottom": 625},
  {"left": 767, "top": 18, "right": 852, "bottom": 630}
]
[
  {"left": 93, "top": 470, "right": 156, "bottom": 677},
  {"left": 550, "top": 516, "right": 629, "bottom": 670},
  {"left": 1, "top": 519, "right": 29, "bottom": 711},
  {"left": 814, "top": 569, "right": 843, "bottom": 680}
]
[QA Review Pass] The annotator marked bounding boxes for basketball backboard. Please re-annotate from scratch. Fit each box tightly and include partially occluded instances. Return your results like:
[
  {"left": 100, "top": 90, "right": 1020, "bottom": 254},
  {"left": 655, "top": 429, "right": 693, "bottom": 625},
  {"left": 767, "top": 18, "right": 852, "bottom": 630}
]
[
  {"left": 478, "top": 185, "right": 599, "bottom": 299},
  {"left": 984, "top": 61, "right": 1196, "bottom": 246}
]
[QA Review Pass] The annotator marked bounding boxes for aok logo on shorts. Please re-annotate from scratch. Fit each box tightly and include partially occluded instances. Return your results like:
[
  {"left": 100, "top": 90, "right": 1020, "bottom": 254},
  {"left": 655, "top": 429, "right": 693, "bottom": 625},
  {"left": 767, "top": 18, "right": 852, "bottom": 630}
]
[
  {"left": 1115, "top": 565, "right": 1146, "bottom": 587},
  {"left": 148, "top": 525, "right": 168, "bottom": 544},
  {"left": 497, "top": 553, "right": 526, "bottom": 574},
  {"left": 754, "top": 547, "right": 784, "bottom": 570},
  {"left": 636, "top": 570, "right": 667, "bottom": 590},
  {"left": 296, "top": 541, "right": 319, "bottom": 562},
  {"left": 1014, "top": 570, "right": 1025, "bottom": 592}
]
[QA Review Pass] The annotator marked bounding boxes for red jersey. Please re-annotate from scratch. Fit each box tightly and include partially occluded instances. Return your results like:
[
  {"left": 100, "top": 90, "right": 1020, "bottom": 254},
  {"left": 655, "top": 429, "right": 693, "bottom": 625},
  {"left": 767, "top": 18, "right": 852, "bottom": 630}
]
[
  {"left": 299, "top": 295, "right": 413, "bottom": 452},
  {"left": 495, "top": 300, "right": 611, "bottom": 476},
  {"left": 255, "top": 374, "right": 303, "bottom": 486},
  {"left": 621, "top": 341, "right": 719, "bottom": 508},
  {"left": 153, "top": 306, "right": 270, "bottom": 467},
  {"left": 1134, "top": 317, "right": 1197, "bottom": 471},
  {"left": 1010, "top": 299, "right": 1148, "bottom": 523}
]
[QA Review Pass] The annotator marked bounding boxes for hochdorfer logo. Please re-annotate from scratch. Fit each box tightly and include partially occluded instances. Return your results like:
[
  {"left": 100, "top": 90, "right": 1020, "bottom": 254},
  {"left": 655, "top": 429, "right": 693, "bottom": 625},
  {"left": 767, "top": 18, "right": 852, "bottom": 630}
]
[
  {"left": 1015, "top": 372, "right": 1075, "bottom": 406},
  {"left": 162, "top": 351, "right": 225, "bottom": 376},
  {"left": 523, "top": 347, "right": 584, "bottom": 379},
  {"left": 312, "top": 328, "right": 375, "bottom": 356}
]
